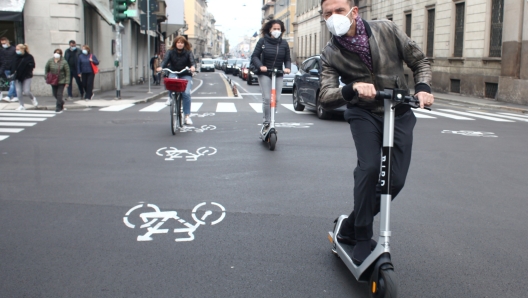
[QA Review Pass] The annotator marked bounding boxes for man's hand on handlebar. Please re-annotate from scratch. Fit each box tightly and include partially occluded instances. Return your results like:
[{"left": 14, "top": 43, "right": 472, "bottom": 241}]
[
  {"left": 415, "top": 92, "right": 434, "bottom": 109},
  {"left": 260, "top": 66, "right": 267, "bottom": 73},
  {"left": 353, "top": 82, "right": 377, "bottom": 101}
]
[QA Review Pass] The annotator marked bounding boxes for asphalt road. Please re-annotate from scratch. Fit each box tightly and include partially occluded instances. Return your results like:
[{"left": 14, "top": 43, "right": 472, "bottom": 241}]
[{"left": 1, "top": 71, "right": 527, "bottom": 297}]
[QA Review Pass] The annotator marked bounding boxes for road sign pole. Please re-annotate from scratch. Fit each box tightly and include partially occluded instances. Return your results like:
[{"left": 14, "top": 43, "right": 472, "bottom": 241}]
[
  {"left": 147, "top": 0, "right": 151, "bottom": 94},
  {"left": 116, "top": 26, "right": 121, "bottom": 99}
]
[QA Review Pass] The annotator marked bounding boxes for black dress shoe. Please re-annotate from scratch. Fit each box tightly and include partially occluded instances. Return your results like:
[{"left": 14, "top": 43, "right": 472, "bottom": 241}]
[
  {"left": 352, "top": 240, "right": 372, "bottom": 266},
  {"left": 337, "top": 233, "right": 377, "bottom": 250}
]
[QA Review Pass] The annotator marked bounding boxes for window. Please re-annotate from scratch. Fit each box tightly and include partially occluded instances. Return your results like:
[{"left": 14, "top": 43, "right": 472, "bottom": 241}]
[
  {"left": 309, "top": 34, "right": 312, "bottom": 56},
  {"left": 302, "top": 58, "right": 316, "bottom": 72},
  {"left": 405, "top": 14, "right": 412, "bottom": 37},
  {"left": 426, "top": 9, "right": 435, "bottom": 57},
  {"left": 454, "top": 2, "right": 465, "bottom": 57},
  {"left": 485, "top": 83, "right": 498, "bottom": 98},
  {"left": 489, "top": 0, "right": 503, "bottom": 57},
  {"left": 314, "top": 33, "right": 317, "bottom": 55},
  {"left": 305, "top": 35, "right": 308, "bottom": 58},
  {"left": 450, "top": 79, "right": 461, "bottom": 93}
]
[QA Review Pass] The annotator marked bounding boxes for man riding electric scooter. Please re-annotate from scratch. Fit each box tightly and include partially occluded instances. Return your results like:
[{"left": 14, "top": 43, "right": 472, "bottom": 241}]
[{"left": 319, "top": 0, "right": 434, "bottom": 266}]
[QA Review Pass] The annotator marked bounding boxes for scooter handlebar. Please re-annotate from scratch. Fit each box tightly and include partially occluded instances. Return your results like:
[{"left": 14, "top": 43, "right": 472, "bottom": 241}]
[
  {"left": 353, "top": 90, "right": 431, "bottom": 111},
  {"left": 264, "top": 69, "right": 284, "bottom": 75}
]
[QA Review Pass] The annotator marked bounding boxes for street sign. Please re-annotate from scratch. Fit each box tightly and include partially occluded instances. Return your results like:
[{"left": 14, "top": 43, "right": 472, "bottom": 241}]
[
  {"left": 140, "top": 13, "right": 157, "bottom": 31},
  {"left": 139, "top": 0, "right": 159, "bottom": 12}
]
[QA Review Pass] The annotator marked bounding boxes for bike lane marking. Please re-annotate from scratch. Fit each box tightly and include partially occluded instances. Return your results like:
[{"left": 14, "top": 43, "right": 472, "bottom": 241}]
[
  {"left": 441, "top": 130, "right": 498, "bottom": 137},
  {"left": 156, "top": 146, "right": 217, "bottom": 161}
]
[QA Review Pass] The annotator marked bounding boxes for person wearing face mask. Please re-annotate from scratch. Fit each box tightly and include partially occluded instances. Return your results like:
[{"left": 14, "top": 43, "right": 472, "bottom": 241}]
[
  {"left": 250, "top": 20, "right": 291, "bottom": 131},
  {"left": 0, "top": 37, "right": 18, "bottom": 103},
  {"left": 11, "top": 44, "right": 37, "bottom": 110},
  {"left": 157, "top": 36, "right": 196, "bottom": 125},
  {"left": 319, "top": 0, "right": 434, "bottom": 266},
  {"left": 45, "top": 49, "right": 70, "bottom": 112},
  {"left": 64, "top": 40, "right": 83, "bottom": 100},
  {"left": 77, "top": 45, "right": 99, "bottom": 101},
  {"left": 150, "top": 53, "right": 161, "bottom": 85}
]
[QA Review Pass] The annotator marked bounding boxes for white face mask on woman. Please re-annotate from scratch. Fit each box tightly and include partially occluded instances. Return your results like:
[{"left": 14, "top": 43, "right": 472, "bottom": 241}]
[
  {"left": 54, "top": 53, "right": 61, "bottom": 59},
  {"left": 325, "top": 7, "right": 354, "bottom": 37},
  {"left": 82, "top": 50, "right": 88, "bottom": 55},
  {"left": 271, "top": 30, "right": 282, "bottom": 39}
]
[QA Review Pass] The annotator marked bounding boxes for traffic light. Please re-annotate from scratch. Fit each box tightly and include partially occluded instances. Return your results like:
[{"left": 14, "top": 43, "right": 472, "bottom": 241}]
[{"left": 113, "top": 0, "right": 137, "bottom": 23}]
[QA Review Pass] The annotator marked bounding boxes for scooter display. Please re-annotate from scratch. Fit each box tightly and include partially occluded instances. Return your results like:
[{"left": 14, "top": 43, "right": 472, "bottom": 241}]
[
  {"left": 259, "top": 68, "right": 283, "bottom": 151},
  {"left": 328, "top": 89, "right": 430, "bottom": 298}
]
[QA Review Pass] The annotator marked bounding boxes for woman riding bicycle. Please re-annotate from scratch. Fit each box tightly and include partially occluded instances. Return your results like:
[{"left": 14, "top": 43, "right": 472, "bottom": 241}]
[
  {"left": 251, "top": 20, "right": 291, "bottom": 131},
  {"left": 158, "top": 36, "right": 195, "bottom": 125}
]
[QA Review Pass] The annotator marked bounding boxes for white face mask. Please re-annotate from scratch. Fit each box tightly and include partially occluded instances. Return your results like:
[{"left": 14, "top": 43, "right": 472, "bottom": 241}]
[
  {"left": 82, "top": 50, "right": 88, "bottom": 55},
  {"left": 54, "top": 53, "right": 61, "bottom": 59},
  {"left": 2, "top": 44, "right": 8, "bottom": 48},
  {"left": 70, "top": 46, "right": 76, "bottom": 51},
  {"left": 325, "top": 8, "right": 354, "bottom": 37},
  {"left": 271, "top": 30, "right": 282, "bottom": 39}
]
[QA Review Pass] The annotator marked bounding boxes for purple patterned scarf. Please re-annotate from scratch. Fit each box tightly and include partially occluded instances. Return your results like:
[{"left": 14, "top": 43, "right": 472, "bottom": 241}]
[{"left": 335, "top": 15, "right": 373, "bottom": 72}]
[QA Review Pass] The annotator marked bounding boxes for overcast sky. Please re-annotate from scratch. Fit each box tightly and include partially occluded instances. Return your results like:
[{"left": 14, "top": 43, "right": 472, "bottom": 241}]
[{"left": 206, "top": 0, "right": 262, "bottom": 45}]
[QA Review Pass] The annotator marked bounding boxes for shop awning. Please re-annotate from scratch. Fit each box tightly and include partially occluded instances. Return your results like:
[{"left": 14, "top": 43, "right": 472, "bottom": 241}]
[
  {"left": 0, "top": 0, "right": 25, "bottom": 22},
  {"left": 84, "top": 0, "right": 116, "bottom": 26}
]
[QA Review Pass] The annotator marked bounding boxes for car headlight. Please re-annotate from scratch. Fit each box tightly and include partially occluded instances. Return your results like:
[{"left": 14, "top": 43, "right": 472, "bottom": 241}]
[
  {"left": 244, "top": 70, "right": 248, "bottom": 74},
  {"left": 250, "top": 71, "right": 254, "bottom": 75}
]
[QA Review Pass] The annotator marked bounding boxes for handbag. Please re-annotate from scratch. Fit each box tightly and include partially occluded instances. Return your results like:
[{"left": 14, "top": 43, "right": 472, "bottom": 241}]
[
  {"left": 90, "top": 54, "right": 99, "bottom": 74},
  {"left": 46, "top": 61, "right": 60, "bottom": 86},
  {"left": 249, "top": 39, "right": 266, "bottom": 74}
]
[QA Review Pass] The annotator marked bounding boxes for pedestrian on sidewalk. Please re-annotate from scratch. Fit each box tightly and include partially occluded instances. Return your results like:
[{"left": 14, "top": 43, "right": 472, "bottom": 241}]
[
  {"left": 77, "top": 45, "right": 99, "bottom": 101},
  {"left": 150, "top": 53, "right": 161, "bottom": 85},
  {"left": 64, "top": 40, "right": 83, "bottom": 100},
  {"left": 0, "top": 37, "right": 18, "bottom": 103},
  {"left": 11, "top": 44, "right": 37, "bottom": 110},
  {"left": 158, "top": 36, "right": 196, "bottom": 125},
  {"left": 45, "top": 49, "right": 70, "bottom": 112}
]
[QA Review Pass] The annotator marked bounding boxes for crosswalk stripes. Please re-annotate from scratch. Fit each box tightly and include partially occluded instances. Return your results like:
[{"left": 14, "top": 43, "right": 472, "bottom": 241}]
[
  {"left": 249, "top": 103, "right": 262, "bottom": 113},
  {"left": 191, "top": 102, "right": 203, "bottom": 112},
  {"left": 216, "top": 102, "right": 237, "bottom": 112},
  {"left": 467, "top": 111, "right": 528, "bottom": 122},
  {"left": 139, "top": 102, "right": 166, "bottom": 112},
  {"left": 100, "top": 104, "right": 136, "bottom": 112},
  {"left": 413, "top": 109, "right": 474, "bottom": 120},
  {"left": 499, "top": 112, "right": 528, "bottom": 119},
  {"left": 281, "top": 104, "right": 313, "bottom": 114},
  {"left": 437, "top": 109, "right": 514, "bottom": 122},
  {"left": 0, "top": 128, "right": 24, "bottom": 133},
  {"left": 0, "top": 110, "right": 57, "bottom": 142},
  {"left": 0, "top": 135, "right": 9, "bottom": 141}
]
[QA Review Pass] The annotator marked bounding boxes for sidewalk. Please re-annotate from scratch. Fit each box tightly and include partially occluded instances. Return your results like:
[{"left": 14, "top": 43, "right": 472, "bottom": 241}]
[
  {"left": 0, "top": 83, "right": 167, "bottom": 111},
  {"left": 433, "top": 92, "right": 528, "bottom": 114}
]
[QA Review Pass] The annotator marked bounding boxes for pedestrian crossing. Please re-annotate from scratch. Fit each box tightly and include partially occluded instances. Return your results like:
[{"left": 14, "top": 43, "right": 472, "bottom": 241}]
[
  {"left": 97, "top": 101, "right": 528, "bottom": 123},
  {"left": 0, "top": 110, "right": 57, "bottom": 142}
]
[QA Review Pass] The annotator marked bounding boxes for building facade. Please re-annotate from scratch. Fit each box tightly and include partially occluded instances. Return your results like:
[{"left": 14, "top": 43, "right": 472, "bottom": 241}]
[
  {"left": 293, "top": 0, "right": 324, "bottom": 65},
  {"left": 183, "top": 0, "right": 207, "bottom": 59},
  {"left": 273, "top": 0, "right": 296, "bottom": 63}
]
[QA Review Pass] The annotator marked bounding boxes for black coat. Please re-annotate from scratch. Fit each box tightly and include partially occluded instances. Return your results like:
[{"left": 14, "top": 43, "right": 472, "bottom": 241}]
[
  {"left": 11, "top": 53, "right": 35, "bottom": 81},
  {"left": 160, "top": 49, "right": 195, "bottom": 72},
  {"left": 0, "top": 45, "right": 17, "bottom": 74},
  {"left": 251, "top": 34, "right": 291, "bottom": 77},
  {"left": 64, "top": 48, "right": 81, "bottom": 75}
]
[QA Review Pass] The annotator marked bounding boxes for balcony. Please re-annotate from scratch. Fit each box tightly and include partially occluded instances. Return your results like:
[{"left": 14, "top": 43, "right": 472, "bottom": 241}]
[{"left": 262, "top": 1, "right": 275, "bottom": 10}]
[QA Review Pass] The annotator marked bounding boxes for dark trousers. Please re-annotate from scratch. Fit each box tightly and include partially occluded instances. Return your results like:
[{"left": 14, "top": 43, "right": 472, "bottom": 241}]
[
  {"left": 152, "top": 72, "right": 160, "bottom": 84},
  {"left": 343, "top": 107, "right": 416, "bottom": 240},
  {"left": 67, "top": 71, "right": 83, "bottom": 97},
  {"left": 51, "top": 84, "right": 65, "bottom": 110},
  {"left": 81, "top": 72, "right": 95, "bottom": 99}
]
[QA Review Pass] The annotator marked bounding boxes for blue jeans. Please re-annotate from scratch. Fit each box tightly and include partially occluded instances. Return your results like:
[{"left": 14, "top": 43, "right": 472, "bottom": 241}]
[
  {"left": 4, "top": 70, "right": 17, "bottom": 98},
  {"left": 169, "top": 73, "right": 192, "bottom": 116}
]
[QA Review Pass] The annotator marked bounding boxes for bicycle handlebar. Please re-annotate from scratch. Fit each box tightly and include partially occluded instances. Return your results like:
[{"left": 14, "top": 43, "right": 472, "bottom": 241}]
[{"left": 161, "top": 67, "right": 191, "bottom": 74}]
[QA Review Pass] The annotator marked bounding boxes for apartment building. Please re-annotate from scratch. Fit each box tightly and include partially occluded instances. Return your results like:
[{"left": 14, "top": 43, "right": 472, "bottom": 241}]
[
  {"left": 272, "top": 0, "right": 296, "bottom": 61},
  {"left": 293, "top": 0, "right": 324, "bottom": 65},
  {"left": 183, "top": 0, "right": 208, "bottom": 59}
]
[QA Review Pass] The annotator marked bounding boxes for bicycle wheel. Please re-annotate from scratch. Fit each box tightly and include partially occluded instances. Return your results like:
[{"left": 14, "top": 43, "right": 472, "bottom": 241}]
[
  {"left": 170, "top": 93, "right": 178, "bottom": 135},
  {"left": 176, "top": 93, "right": 183, "bottom": 129}
]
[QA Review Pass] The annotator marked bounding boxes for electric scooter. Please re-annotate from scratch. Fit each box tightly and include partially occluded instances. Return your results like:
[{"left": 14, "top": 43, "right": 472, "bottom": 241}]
[
  {"left": 259, "top": 68, "right": 283, "bottom": 151},
  {"left": 328, "top": 89, "right": 430, "bottom": 298}
]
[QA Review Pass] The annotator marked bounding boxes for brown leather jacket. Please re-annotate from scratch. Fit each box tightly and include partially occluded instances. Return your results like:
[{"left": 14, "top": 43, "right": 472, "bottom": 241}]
[{"left": 319, "top": 20, "right": 432, "bottom": 114}]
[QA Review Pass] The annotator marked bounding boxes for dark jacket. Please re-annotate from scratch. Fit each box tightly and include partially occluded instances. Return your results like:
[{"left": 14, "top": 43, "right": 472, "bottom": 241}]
[
  {"left": 64, "top": 47, "right": 81, "bottom": 74},
  {"left": 77, "top": 53, "right": 99, "bottom": 74},
  {"left": 251, "top": 34, "right": 291, "bottom": 77},
  {"left": 319, "top": 20, "right": 432, "bottom": 114},
  {"left": 11, "top": 52, "right": 35, "bottom": 81},
  {"left": 45, "top": 58, "right": 71, "bottom": 85},
  {"left": 161, "top": 49, "right": 195, "bottom": 72},
  {"left": 0, "top": 45, "right": 17, "bottom": 74}
]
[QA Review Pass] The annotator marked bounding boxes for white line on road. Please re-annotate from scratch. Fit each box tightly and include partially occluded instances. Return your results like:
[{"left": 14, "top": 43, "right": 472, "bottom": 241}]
[
  {"left": 0, "top": 135, "right": 9, "bottom": 141},
  {"left": 0, "top": 128, "right": 24, "bottom": 133},
  {"left": 191, "top": 102, "right": 203, "bottom": 112},
  {"left": 0, "top": 117, "right": 47, "bottom": 121},
  {"left": 140, "top": 102, "right": 167, "bottom": 112},
  {"left": 281, "top": 104, "right": 313, "bottom": 114},
  {"left": 193, "top": 97, "right": 244, "bottom": 100},
  {"left": 468, "top": 111, "right": 528, "bottom": 122},
  {"left": 190, "top": 78, "right": 203, "bottom": 94},
  {"left": 240, "top": 93, "right": 262, "bottom": 95},
  {"left": 0, "top": 122, "right": 37, "bottom": 126},
  {"left": 412, "top": 111, "right": 436, "bottom": 118},
  {"left": 413, "top": 109, "right": 474, "bottom": 120},
  {"left": 498, "top": 112, "right": 528, "bottom": 119},
  {"left": 100, "top": 104, "right": 135, "bottom": 112},
  {"left": 216, "top": 102, "right": 237, "bottom": 112},
  {"left": 249, "top": 103, "right": 263, "bottom": 113},
  {"left": 0, "top": 110, "right": 56, "bottom": 114},
  {"left": 0, "top": 113, "right": 55, "bottom": 117},
  {"left": 438, "top": 109, "right": 514, "bottom": 122}
]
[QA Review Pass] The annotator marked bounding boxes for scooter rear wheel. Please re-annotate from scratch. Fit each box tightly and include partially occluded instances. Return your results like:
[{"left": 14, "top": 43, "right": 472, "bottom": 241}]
[
  {"left": 268, "top": 133, "right": 277, "bottom": 151},
  {"left": 370, "top": 268, "right": 398, "bottom": 298}
]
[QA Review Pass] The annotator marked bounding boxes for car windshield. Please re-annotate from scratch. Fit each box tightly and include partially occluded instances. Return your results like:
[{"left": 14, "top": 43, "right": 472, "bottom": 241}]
[
  {"left": 202, "top": 59, "right": 213, "bottom": 64},
  {"left": 283, "top": 64, "right": 298, "bottom": 73},
  {"left": 236, "top": 60, "right": 248, "bottom": 66}
]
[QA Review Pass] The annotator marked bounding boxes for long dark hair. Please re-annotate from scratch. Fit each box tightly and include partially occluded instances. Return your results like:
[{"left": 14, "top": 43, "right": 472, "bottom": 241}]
[
  {"left": 170, "top": 36, "right": 192, "bottom": 51},
  {"left": 260, "top": 20, "right": 286, "bottom": 37}
]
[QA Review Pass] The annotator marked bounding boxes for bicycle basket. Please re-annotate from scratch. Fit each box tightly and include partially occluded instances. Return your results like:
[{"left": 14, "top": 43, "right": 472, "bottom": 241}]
[{"left": 164, "top": 78, "right": 188, "bottom": 92}]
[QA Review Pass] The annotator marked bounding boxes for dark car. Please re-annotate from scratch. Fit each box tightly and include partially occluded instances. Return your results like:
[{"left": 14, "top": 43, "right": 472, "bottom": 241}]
[
  {"left": 292, "top": 55, "right": 346, "bottom": 119},
  {"left": 247, "top": 68, "right": 259, "bottom": 85},
  {"left": 223, "top": 59, "right": 238, "bottom": 74},
  {"left": 281, "top": 64, "right": 298, "bottom": 93},
  {"left": 232, "top": 59, "right": 248, "bottom": 76}
]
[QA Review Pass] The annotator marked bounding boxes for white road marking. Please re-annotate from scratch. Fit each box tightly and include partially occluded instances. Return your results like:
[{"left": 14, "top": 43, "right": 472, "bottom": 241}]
[
  {"left": 100, "top": 104, "right": 136, "bottom": 112},
  {"left": 438, "top": 109, "right": 514, "bottom": 122},
  {"left": 498, "top": 112, "right": 528, "bottom": 119},
  {"left": 281, "top": 104, "right": 313, "bottom": 114},
  {"left": 0, "top": 135, "right": 9, "bottom": 141},
  {"left": 476, "top": 112, "right": 528, "bottom": 122},
  {"left": 140, "top": 102, "right": 167, "bottom": 112},
  {"left": 193, "top": 97, "right": 243, "bottom": 100},
  {"left": 0, "top": 117, "right": 47, "bottom": 121},
  {"left": 412, "top": 111, "right": 436, "bottom": 118},
  {"left": 240, "top": 93, "right": 262, "bottom": 95},
  {"left": 249, "top": 103, "right": 263, "bottom": 113},
  {"left": 0, "top": 113, "right": 55, "bottom": 117},
  {"left": 413, "top": 109, "right": 474, "bottom": 120},
  {"left": 191, "top": 102, "right": 203, "bottom": 112},
  {"left": 0, "top": 128, "right": 24, "bottom": 133},
  {"left": 0, "top": 110, "right": 57, "bottom": 114},
  {"left": 216, "top": 102, "right": 237, "bottom": 112},
  {"left": 190, "top": 78, "right": 203, "bottom": 94},
  {"left": 0, "top": 122, "right": 37, "bottom": 127}
]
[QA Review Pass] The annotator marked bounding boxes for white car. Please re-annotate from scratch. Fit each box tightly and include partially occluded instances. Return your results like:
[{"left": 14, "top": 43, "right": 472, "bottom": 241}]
[{"left": 200, "top": 59, "right": 215, "bottom": 72}]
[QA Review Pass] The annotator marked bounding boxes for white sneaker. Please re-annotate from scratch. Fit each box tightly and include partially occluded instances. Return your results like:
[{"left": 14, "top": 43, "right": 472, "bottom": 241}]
[
  {"left": 185, "top": 117, "right": 193, "bottom": 125},
  {"left": 165, "top": 98, "right": 171, "bottom": 106},
  {"left": 9, "top": 97, "right": 18, "bottom": 102},
  {"left": 32, "top": 97, "right": 38, "bottom": 106},
  {"left": 1, "top": 96, "right": 11, "bottom": 102},
  {"left": 16, "top": 105, "right": 25, "bottom": 111}
]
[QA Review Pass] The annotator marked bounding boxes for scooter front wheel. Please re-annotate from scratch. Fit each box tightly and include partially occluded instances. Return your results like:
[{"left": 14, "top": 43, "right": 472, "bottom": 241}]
[
  {"left": 370, "top": 268, "right": 398, "bottom": 298},
  {"left": 268, "top": 132, "right": 277, "bottom": 151}
]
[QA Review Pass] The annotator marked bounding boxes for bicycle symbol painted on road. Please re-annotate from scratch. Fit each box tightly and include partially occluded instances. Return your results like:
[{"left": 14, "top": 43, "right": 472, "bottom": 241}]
[
  {"left": 190, "top": 112, "right": 215, "bottom": 118},
  {"left": 179, "top": 125, "right": 216, "bottom": 133},
  {"left": 156, "top": 146, "right": 217, "bottom": 161},
  {"left": 123, "top": 202, "right": 226, "bottom": 242},
  {"left": 441, "top": 130, "right": 498, "bottom": 137}
]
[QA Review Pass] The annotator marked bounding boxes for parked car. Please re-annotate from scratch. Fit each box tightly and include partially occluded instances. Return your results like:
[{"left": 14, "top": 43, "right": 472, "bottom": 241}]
[
  {"left": 232, "top": 59, "right": 248, "bottom": 76},
  {"left": 240, "top": 62, "right": 250, "bottom": 80},
  {"left": 281, "top": 64, "right": 298, "bottom": 93},
  {"left": 247, "top": 68, "right": 259, "bottom": 85},
  {"left": 292, "top": 55, "right": 346, "bottom": 119},
  {"left": 223, "top": 59, "right": 238, "bottom": 74},
  {"left": 200, "top": 58, "right": 215, "bottom": 72}
]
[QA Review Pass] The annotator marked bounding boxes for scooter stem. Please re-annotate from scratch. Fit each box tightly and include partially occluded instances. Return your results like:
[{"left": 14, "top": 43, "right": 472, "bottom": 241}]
[{"left": 270, "top": 71, "right": 276, "bottom": 128}]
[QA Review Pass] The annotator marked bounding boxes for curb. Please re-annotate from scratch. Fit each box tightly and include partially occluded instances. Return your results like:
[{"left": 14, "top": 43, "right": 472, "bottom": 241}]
[{"left": 435, "top": 95, "right": 528, "bottom": 114}]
